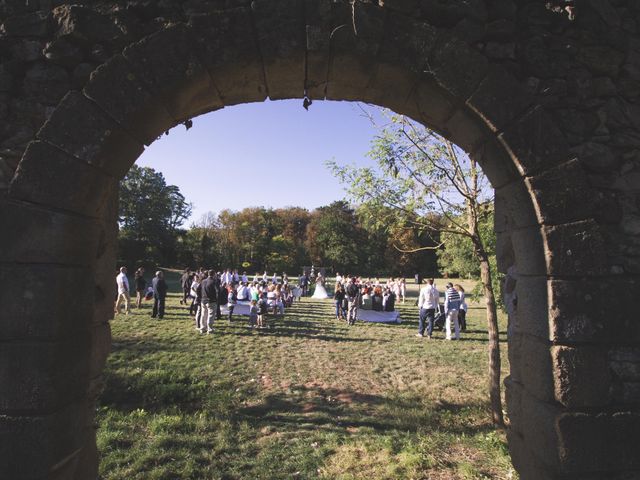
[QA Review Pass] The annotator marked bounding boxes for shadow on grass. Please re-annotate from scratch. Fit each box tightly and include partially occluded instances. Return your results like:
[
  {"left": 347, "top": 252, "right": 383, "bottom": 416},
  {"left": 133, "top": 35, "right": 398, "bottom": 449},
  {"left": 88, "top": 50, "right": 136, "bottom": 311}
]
[{"left": 236, "top": 384, "right": 496, "bottom": 438}]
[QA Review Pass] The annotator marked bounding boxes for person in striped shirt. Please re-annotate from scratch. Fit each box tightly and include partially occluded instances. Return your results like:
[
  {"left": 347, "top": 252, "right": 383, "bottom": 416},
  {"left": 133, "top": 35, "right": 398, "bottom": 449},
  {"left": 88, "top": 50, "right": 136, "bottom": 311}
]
[{"left": 444, "top": 282, "right": 462, "bottom": 340}]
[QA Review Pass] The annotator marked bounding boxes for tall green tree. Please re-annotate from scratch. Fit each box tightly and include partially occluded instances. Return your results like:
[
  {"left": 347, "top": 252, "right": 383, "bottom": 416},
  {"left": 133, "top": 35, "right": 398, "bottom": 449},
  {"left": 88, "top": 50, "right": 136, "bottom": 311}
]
[
  {"left": 118, "top": 165, "right": 192, "bottom": 266},
  {"left": 305, "top": 201, "right": 363, "bottom": 272},
  {"left": 327, "top": 112, "right": 504, "bottom": 427}
]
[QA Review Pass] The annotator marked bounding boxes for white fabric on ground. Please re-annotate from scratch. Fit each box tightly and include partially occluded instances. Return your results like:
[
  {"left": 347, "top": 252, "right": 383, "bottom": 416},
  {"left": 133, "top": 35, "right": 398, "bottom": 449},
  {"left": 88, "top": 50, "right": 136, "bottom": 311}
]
[{"left": 358, "top": 310, "right": 401, "bottom": 324}]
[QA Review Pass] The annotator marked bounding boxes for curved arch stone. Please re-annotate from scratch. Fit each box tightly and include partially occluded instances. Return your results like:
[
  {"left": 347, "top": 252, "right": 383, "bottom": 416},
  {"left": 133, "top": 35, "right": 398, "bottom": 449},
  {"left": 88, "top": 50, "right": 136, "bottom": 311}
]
[{"left": 0, "top": 1, "right": 637, "bottom": 479}]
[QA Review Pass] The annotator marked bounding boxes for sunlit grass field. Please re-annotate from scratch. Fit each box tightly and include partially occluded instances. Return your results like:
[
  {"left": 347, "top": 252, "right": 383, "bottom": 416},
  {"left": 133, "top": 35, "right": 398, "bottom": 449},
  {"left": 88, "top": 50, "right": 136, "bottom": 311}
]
[{"left": 99, "top": 275, "right": 516, "bottom": 479}]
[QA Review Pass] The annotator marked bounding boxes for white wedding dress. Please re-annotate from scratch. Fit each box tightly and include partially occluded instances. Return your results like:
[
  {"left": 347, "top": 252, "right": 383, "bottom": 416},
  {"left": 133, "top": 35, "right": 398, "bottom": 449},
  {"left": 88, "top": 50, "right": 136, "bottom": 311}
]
[{"left": 311, "top": 281, "right": 329, "bottom": 299}]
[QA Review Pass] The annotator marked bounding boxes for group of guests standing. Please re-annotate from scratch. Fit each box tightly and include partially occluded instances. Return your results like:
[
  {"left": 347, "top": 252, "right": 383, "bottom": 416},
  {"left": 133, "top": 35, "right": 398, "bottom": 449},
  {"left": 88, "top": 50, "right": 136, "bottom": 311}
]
[
  {"left": 184, "top": 267, "right": 297, "bottom": 334},
  {"left": 114, "top": 266, "right": 168, "bottom": 319},
  {"left": 330, "top": 275, "right": 406, "bottom": 321},
  {"left": 417, "top": 279, "right": 467, "bottom": 340}
]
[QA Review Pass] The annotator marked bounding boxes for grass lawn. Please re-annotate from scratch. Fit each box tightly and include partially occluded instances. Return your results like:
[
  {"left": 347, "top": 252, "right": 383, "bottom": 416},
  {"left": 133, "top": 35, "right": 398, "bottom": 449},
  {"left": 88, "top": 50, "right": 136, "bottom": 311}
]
[{"left": 100, "top": 274, "right": 517, "bottom": 479}]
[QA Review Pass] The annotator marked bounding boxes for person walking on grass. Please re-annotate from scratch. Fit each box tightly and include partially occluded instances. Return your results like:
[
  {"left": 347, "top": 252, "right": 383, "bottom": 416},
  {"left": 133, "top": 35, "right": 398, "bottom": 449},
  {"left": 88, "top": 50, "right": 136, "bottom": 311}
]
[
  {"left": 334, "top": 284, "right": 347, "bottom": 321},
  {"left": 201, "top": 270, "right": 218, "bottom": 334},
  {"left": 179, "top": 268, "right": 192, "bottom": 305},
  {"left": 346, "top": 277, "right": 361, "bottom": 326},
  {"left": 114, "top": 266, "right": 130, "bottom": 315},
  {"left": 151, "top": 270, "right": 168, "bottom": 320},
  {"left": 444, "top": 282, "right": 462, "bottom": 340},
  {"left": 227, "top": 283, "right": 237, "bottom": 322},
  {"left": 417, "top": 278, "right": 439, "bottom": 339},
  {"left": 134, "top": 267, "right": 146, "bottom": 309}
]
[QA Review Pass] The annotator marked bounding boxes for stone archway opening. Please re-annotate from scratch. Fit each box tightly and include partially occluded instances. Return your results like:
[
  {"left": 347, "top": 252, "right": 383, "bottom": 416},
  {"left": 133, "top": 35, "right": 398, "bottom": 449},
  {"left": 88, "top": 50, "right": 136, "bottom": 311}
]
[{"left": 2, "top": 2, "right": 635, "bottom": 480}]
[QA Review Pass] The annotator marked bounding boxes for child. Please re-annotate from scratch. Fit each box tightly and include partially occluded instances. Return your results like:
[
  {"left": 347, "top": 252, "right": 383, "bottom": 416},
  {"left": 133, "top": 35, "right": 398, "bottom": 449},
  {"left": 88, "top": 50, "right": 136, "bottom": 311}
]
[
  {"left": 257, "top": 293, "right": 269, "bottom": 329},
  {"left": 248, "top": 300, "right": 258, "bottom": 329},
  {"left": 227, "top": 284, "right": 237, "bottom": 322}
]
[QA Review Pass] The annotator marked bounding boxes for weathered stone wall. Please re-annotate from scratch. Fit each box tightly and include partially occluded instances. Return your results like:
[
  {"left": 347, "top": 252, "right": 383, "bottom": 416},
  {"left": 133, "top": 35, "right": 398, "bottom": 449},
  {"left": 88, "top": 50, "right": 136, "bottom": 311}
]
[{"left": 0, "top": 1, "right": 639, "bottom": 479}]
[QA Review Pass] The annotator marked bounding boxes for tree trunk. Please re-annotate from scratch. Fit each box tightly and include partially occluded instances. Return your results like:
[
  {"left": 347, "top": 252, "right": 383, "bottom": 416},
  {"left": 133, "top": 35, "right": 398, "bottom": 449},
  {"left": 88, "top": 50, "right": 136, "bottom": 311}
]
[{"left": 478, "top": 250, "right": 505, "bottom": 427}]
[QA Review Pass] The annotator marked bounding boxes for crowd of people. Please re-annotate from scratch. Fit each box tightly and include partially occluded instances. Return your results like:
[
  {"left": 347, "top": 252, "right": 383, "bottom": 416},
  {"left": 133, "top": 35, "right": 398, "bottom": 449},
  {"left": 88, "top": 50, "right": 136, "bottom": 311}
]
[{"left": 115, "top": 266, "right": 468, "bottom": 340}]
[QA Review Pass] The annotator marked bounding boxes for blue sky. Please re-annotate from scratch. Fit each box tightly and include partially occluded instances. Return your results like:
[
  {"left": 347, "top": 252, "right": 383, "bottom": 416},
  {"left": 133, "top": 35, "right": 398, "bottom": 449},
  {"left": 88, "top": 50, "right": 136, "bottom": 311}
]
[{"left": 137, "top": 99, "right": 388, "bottom": 225}]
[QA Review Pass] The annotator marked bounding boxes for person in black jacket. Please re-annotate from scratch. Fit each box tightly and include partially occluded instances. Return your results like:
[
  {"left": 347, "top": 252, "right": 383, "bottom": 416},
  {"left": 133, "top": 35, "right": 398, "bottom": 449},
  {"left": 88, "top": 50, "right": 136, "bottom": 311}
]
[
  {"left": 179, "top": 268, "right": 192, "bottom": 305},
  {"left": 151, "top": 270, "right": 168, "bottom": 319},
  {"left": 200, "top": 270, "right": 218, "bottom": 334},
  {"left": 134, "top": 267, "right": 146, "bottom": 309}
]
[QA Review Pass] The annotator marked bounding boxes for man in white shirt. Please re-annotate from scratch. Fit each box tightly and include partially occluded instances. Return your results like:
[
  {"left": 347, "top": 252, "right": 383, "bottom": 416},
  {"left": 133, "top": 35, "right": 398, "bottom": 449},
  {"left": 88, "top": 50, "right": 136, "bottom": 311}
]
[
  {"left": 416, "top": 278, "right": 439, "bottom": 338},
  {"left": 114, "top": 266, "right": 130, "bottom": 315}
]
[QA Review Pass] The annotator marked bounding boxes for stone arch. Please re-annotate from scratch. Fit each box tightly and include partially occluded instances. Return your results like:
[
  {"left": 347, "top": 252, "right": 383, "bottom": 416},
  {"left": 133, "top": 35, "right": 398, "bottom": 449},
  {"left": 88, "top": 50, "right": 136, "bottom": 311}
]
[{"left": 1, "top": 2, "right": 637, "bottom": 480}]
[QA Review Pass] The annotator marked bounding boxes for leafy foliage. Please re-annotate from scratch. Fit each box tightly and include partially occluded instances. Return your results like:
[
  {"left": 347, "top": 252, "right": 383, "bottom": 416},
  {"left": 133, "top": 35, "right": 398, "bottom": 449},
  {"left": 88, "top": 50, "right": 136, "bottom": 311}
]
[{"left": 118, "top": 165, "right": 192, "bottom": 267}]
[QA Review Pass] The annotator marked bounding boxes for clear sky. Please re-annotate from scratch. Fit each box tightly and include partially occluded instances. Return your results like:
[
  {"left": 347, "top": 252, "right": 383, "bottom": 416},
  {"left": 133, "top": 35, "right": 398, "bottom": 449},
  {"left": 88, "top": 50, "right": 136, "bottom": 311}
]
[{"left": 136, "top": 99, "right": 387, "bottom": 225}]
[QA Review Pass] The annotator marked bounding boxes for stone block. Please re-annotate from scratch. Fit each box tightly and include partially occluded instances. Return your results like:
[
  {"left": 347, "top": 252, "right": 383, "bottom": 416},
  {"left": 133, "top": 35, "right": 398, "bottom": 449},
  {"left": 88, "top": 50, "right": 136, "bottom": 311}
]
[
  {"left": 190, "top": 8, "right": 268, "bottom": 106},
  {"left": 72, "top": 426, "right": 98, "bottom": 480},
  {"left": 366, "top": 11, "right": 437, "bottom": 117},
  {"left": 0, "top": 334, "right": 90, "bottom": 413},
  {"left": 471, "top": 138, "right": 521, "bottom": 190},
  {"left": 548, "top": 279, "right": 639, "bottom": 343},
  {"left": 38, "top": 91, "right": 144, "bottom": 179},
  {"left": 0, "top": 264, "right": 93, "bottom": 341},
  {"left": 513, "top": 275, "right": 549, "bottom": 340},
  {"left": 499, "top": 106, "right": 572, "bottom": 176},
  {"left": 378, "top": 12, "right": 438, "bottom": 72},
  {"left": 403, "top": 78, "right": 456, "bottom": 134},
  {"left": 23, "top": 63, "right": 71, "bottom": 106},
  {"left": 443, "top": 107, "right": 490, "bottom": 154},
  {"left": 520, "top": 335, "right": 555, "bottom": 403},
  {"left": 520, "top": 393, "right": 562, "bottom": 471},
  {"left": 505, "top": 375, "right": 524, "bottom": 432},
  {"left": 494, "top": 179, "right": 538, "bottom": 231},
  {"left": 507, "top": 333, "right": 523, "bottom": 383},
  {"left": 83, "top": 55, "right": 176, "bottom": 145},
  {"left": 326, "top": 2, "right": 386, "bottom": 101},
  {"left": 89, "top": 323, "right": 111, "bottom": 378},
  {"left": 467, "top": 66, "right": 533, "bottom": 132},
  {"left": 543, "top": 220, "right": 608, "bottom": 277},
  {"left": 525, "top": 159, "right": 594, "bottom": 225},
  {"left": 502, "top": 225, "right": 547, "bottom": 276},
  {"left": 9, "top": 141, "right": 112, "bottom": 218},
  {"left": 304, "top": 0, "right": 332, "bottom": 99},
  {"left": 0, "top": 11, "right": 51, "bottom": 37},
  {"left": 0, "top": 200, "right": 100, "bottom": 266},
  {"left": 123, "top": 24, "right": 223, "bottom": 122},
  {"left": 252, "top": 0, "right": 306, "bottom": 100},
  {"left": 557, "top": 411, "right": 640, "bottom": 474},
  {"left": 429, "top": 33, "right": 489, "bottom": 100},
  {"left": 552, "top": 345, "right": 612, "bottom": 408},
  {"left": 53, "top": 5, "right": 124, "bottom": 45},
  {"left": 0, "top": 401, "right": 86, "bottom": 479}
]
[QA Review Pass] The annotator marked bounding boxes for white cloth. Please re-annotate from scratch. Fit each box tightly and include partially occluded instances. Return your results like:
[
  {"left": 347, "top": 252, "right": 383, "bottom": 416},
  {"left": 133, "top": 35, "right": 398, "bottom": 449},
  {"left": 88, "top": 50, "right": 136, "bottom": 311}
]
[
  {"left": 358, "top": 310, "right": 401, "bottom": 324},
  {"left": 312, "top": 283, "right": 329, "bottom": 299},
  {"left": 116, "top": 272, "right": 129, "bottom": 294}
]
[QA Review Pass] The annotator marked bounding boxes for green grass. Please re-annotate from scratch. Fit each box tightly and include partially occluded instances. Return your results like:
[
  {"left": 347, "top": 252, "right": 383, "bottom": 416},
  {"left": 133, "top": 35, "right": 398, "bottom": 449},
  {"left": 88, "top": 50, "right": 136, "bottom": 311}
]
[{"left": 99, "top": 274, "right": 517, "bottom": 479}]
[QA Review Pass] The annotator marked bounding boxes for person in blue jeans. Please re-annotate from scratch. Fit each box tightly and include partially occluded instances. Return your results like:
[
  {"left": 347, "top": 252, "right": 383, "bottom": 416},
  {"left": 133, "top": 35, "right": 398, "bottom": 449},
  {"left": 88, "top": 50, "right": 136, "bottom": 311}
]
[
  {"left": 417, "top": 278, "right": 439, "bottom": 338},
  {"left": 334, "top": 284, "right": 347, "bottom": 321}
]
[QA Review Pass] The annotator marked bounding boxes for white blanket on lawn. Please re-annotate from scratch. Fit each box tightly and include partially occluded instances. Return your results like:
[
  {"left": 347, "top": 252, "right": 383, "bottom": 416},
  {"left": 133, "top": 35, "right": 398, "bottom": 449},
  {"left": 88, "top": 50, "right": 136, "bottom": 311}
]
[
  {"left": 358, "top": 309, "right": 401, "bottom": 324},
  {"left": 220, "top": 301, "right": 252, "bottom": 316}
]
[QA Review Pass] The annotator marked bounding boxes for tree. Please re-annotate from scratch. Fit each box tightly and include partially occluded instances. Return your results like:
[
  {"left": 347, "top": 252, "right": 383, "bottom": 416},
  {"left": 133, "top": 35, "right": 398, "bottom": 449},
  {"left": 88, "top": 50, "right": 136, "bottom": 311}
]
[
  {"left": 305, "top": 201, "right": 363, "bottom": 272},
  {"left": 327, "top": 112, "right": 504, "bottom": 427},
  {"left": 118, "top": 165, "right": 192, "bottom": 266}
]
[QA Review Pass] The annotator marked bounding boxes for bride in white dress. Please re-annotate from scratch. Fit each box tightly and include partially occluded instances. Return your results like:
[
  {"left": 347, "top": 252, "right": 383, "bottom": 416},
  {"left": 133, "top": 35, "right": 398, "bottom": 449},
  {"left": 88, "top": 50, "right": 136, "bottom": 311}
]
[{"left": 311, "top": 273, "right": 329, "bottom": 299}]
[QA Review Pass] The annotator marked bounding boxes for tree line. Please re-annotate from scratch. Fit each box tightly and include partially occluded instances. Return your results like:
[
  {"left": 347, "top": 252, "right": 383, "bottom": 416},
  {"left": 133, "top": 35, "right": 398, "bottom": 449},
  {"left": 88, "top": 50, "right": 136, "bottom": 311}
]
[{"left": 118, "top": 166, "right": 446, "bottom": 276}]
